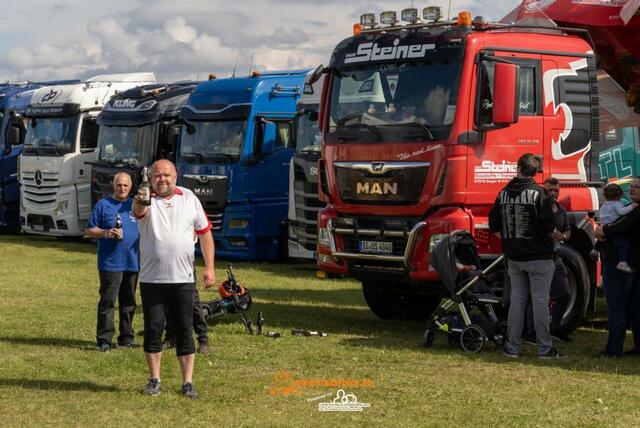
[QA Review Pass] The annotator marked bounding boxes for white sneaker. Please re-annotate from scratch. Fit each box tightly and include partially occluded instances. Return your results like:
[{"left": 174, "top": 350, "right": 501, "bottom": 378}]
[{"left": 616, "top": 261, "right": 634, "bottom": 274}]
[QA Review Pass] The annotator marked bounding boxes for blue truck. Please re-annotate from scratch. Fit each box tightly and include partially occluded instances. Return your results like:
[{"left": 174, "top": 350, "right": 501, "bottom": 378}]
[{"left": 177, "top": 70, "right": 309, "bottom": 261}]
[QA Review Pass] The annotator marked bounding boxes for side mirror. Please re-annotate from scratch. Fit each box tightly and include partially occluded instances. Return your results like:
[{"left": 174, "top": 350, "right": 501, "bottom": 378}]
[
  {"left": 492, "top": 62, "right": 520, "bottom": 125},
  {"left": 8, "top": 126, "right": 21, "bottom": 146},
  {"left": 253, "top": 117, "right": 276, "bottom": 158},
  {"left": 308, "top": 64, "right": 325, "bottom": 85},
  {"left": 261, "top": 120, "right": 277, "bottom": 156}
]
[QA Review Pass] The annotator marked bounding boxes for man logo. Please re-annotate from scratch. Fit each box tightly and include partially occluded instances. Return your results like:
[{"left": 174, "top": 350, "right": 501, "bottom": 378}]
[
  {"left": 34, "top": 170, "right": 43, "bottom": 186},
  {"left": 371, "top": 162, "right": 385, "bottom": 173},
  {"left": 356, "top": 182, "right": 398, "bottom": 195}
]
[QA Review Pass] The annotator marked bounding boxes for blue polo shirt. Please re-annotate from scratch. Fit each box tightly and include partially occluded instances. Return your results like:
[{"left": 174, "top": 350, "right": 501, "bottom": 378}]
[{"left": 87, "top": 197, "right": 139, "bottom": 272}]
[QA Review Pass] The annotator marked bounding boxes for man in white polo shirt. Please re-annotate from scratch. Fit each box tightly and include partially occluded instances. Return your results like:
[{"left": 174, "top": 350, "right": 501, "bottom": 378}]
[{"left": 133, "top": 159, "right": 215, "bottom": 399}]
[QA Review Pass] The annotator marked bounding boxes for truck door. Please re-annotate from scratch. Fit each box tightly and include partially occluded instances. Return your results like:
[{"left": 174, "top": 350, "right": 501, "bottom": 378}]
[
  {"left": 76, "top": 114, "right": 98, "bottom": 226},
  {"left": 467, "top": 53, "right": 544, "bottom": 205}
]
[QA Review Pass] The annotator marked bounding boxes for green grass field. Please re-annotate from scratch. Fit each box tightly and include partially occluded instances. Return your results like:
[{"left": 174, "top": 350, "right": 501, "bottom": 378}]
[{"left": 1, "top": 234, "right": 639, "bottom": 427}]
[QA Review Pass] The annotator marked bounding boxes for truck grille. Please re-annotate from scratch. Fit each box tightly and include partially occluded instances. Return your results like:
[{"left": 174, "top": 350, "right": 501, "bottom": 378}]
[
  {"left": 22, "top": 170, "right": 59, "bottom": 205},
  {"left": 291, "top": 156, "right": 324, "bottom": 251},
  {"left": 205, "top": 207, "right": 223, "bottom": 230},
  {"left": 333, "top": 216, "right": 422, "bottom": 257},
  {"left": 334, "top": 162, "right": 428, "bottom": 205}
]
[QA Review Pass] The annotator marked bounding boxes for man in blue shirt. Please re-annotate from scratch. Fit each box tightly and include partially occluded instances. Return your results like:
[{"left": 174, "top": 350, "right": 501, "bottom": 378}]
[{"left": 86, "top": 172, "right": 139, "bottom": 352}]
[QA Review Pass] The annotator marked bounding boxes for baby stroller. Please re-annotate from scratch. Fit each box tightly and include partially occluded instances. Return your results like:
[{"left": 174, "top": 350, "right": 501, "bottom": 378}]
[{"left": 423, "top": 230, "right": 506, "bottom": 353}]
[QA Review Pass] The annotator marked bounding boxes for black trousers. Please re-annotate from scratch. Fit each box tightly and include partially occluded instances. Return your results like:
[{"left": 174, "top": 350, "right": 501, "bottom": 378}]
[
  {"left": 140, "top": 282, "right": 195, "bottom": 356},
  {"left": 550, "top": 256, "right": 571, "bottom": 332},
  {"left": 96, "top": 271, "right": 138, "bottom": 345},
  {"left": 165, "top": 287, "right": 208, "bottom": 344}
]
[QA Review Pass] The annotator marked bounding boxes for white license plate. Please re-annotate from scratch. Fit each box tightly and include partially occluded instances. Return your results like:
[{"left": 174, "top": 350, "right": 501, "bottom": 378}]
[
  {"left": 359, "top": 240, "right": 393, "bottom": 254},
  {"left": 32, "top": 224, "right": 44, "bottom": 232}
]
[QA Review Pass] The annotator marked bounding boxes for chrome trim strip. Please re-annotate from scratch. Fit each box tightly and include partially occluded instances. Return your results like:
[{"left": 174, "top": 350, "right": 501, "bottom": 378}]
[{"left": 334, "top": 161, "right": 430, "bottom": 175}]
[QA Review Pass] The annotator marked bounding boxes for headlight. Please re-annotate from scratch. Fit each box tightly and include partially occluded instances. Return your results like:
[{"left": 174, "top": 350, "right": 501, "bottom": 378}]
[
  {"left": 318, "top": 227, "right": 332, "bottom": 247},
  {"left": 428, "top": 234, "right": 447, "bottom": 252},
  {"left": 318, "top": 254, "right": 334, "bottom": 264},
  {"left": 55, "top": 200, "right": 69, "bottom": 215}
]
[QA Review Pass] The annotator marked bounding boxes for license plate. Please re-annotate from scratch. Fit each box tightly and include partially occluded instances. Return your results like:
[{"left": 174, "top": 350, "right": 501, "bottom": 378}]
[
  {"left": 359, "top": 240, "right": 393, "bottom": 254},
  {"left": 32, "top": 224, "right": 44, "bottom": 232}
]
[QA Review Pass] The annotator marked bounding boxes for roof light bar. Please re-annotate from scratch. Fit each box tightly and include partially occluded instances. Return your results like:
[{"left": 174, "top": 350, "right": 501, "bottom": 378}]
[
  {"left": 401, "top": 8, "right": 419, "bottom": 23},
  {"left": 380, "top": 11, "right": 397, "bottom": 25},
  {"left": 423, "top": 6, "right": 442, "bottom": 22},
  {"left": 360, "top": 13, "right": 376, "bottom": 26}
]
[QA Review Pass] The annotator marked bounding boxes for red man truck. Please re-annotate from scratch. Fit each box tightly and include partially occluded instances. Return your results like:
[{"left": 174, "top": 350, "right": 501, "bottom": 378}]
[{"left": 315, "top": 8, "right": 604, "bottom": 332}]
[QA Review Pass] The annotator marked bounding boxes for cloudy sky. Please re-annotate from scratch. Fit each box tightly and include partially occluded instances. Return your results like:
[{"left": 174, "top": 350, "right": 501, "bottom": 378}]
[{"left": 0, "top": 0, "right": 521, "bottom": 82}]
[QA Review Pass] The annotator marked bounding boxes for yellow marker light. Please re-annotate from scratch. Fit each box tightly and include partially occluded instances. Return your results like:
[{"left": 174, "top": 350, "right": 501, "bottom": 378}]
[
  {"left": 251, "top": 70, "right": 261, "bottom": 77},
  {"left": 208, "top": 73, "right": 216, "bottom": 80},
  {"left": 353, "top": 23, "right": 362, "bottom": 36},
  {"left": 457, "top": 11, "right": 472, "bottom": 26}
]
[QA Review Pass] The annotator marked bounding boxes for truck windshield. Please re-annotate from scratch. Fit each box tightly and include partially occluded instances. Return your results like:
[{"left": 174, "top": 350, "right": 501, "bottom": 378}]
[
  {"left": 179, "top": 120, "right": 246, "bottom": 163},
  {"left": 97, "top": 124, "right": 157, "bottom": 168},
  {"left": 22, "top": 116, "right": 77, "bottom": 156},
  {"left": 328, "top": 61, "right": 461, "bottom": 143},
  {"left": 296, "top": 104, "right": 321, "bottom": 153}
]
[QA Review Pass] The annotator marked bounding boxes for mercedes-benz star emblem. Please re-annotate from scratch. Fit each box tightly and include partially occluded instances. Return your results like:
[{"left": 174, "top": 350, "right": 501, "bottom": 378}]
[{"left": 34, "top": 170, "right": 43, "bottom": 186}]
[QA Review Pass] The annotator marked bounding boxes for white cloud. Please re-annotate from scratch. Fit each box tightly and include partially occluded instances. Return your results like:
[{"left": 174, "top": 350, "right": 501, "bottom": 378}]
[{"left": 0, "top": 0, "right": 521, "bottom": 82}]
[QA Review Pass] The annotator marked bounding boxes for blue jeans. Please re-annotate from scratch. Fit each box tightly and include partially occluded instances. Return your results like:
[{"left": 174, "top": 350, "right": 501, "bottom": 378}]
[{"left": 602, "top": 265, "right": 640, "bottom": 355}]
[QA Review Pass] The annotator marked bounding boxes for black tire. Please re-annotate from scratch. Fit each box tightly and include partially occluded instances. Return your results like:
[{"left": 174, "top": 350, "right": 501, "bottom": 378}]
[
  {"left": 460, "top": 324, "right": 486, "bottom": 353},
  {"left": 555, "top": 245, "right": 590, "bottom": 334},
  {"left": 361, "top": 282, "right": 441, "bottom": 320},
  {"left": 423, "top": 328, "right": 435, "bottom": 348}
]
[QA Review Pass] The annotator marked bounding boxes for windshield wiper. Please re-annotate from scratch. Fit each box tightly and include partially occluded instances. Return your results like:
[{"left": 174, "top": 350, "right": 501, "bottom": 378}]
[
  {"left": 181, "top": 152, "right": 204, "bottom": 163},
  {"left": 333, "top": 123, "right": 382, "bottom": 142},
  {"left": 114, "top": 158, "right": 140, "bottom": 169}
]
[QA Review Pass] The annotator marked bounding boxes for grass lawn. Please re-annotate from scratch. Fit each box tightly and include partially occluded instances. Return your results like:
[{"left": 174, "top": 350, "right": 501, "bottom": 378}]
[{"left": 0, "top": 234, "right": 639, "bottom": 427}]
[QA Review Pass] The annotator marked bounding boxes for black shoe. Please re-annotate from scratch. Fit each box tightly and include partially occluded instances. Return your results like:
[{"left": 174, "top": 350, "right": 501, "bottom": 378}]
[
  {"left": 197, "top": 341, "right": 210, "bottom": 355},
  {"left": 624, "top": 348, "right": 640, "bottom": 356},
  {"left": 180, "top": 382, "right": 199, "bottom": 399},
  {"left": 539, "top": 347, "right": 566, "bottom": 359},
  {"left": 97, "top": 343, "right": 111, "bottom": 352},
  {"left": 143, "top": 378, "right": 161, "bottom": 396},
  {"left": 117, "top": 341, "right": 136, "bottom": 349},
  {"left": 551, "top": 330, "right": 572, "bottom": 343}
]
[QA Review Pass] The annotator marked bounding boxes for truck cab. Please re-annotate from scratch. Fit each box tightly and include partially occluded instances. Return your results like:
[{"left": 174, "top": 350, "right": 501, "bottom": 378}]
[
  {"left": 20, "top": 73, "right": 156, "bottom": 236},
  {"left": 287, "top": 71, "right": 325, "bottom": 260},
  {"left": 177, "top": 70, "right": 308, "bottom": 261},
  {"left": 317, "top": 11, "right": 601, "bottom": 330},
  {"left": 92, "top": 83, "right": 197, "bottom": 205}
]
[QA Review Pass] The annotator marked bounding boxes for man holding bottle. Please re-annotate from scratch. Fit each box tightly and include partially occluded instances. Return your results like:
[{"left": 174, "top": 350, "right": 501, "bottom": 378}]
[
  {"left": 86, "top": 172, "right": 140, "bottom": 352},
  {"left": 133, "top": 160, "right": 215, "bottom": 399}
]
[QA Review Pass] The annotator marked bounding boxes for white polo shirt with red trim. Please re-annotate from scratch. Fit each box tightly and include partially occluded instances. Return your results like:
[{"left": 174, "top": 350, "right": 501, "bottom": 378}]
[{"left": 137, "top": 186, "right": 211, "bottom": 283}]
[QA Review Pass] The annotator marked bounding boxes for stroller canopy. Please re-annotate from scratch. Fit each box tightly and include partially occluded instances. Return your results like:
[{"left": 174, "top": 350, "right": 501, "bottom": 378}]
[{"left": 430, "top": 230, "right": 481, "bottom": 296}]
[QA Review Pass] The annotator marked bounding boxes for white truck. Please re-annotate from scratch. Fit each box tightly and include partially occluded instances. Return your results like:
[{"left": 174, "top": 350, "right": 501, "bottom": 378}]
[{"left": 19, "top": 73, "right": 156, "bottom": 236}]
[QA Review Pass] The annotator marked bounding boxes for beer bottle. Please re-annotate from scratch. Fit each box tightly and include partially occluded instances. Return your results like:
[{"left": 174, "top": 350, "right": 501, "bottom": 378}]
[
  {"left": 115, "top": 214, "right": 123, "bottom": 241},
  {"left": 140, "top": 166, "right": 151, "bottom": 206}
]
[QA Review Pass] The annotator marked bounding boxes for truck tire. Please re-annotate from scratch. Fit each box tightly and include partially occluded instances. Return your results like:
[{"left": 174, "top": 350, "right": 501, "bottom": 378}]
[
  {"left": 555, "top": 245, "right": 590, "bottom": 335},
  {"left": 362, "top": 282, "right": 441, "bottom": 320}
]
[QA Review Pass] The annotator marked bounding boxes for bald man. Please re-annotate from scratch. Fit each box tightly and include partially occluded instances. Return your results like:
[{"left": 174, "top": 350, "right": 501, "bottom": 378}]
[
  {"left": 86, "top": 172, "right": 140, "bottom": 352},
  {"left": 133, "top": 160, "right": 215, "bottom": 399}
]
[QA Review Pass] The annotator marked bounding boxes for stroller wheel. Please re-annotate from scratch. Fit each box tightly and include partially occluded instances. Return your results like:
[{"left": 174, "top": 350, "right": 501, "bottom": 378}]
[
  {"left": 460, "top": 324, "right": 486, "bottom": 353},
  {"left": 423, "top": 328, "right": 435, "bottom": 348}
]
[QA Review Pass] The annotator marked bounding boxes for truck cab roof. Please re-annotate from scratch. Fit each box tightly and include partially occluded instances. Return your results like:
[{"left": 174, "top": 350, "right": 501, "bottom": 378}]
[
  {"left": 98, "top": 82, "right": 198, "bottom": 126},
  {"left": 25, "top": 73, "right": 156, "bottom": 117},
  {"left": 182, "top": 70, "right": 310, "bottom": 121}
]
